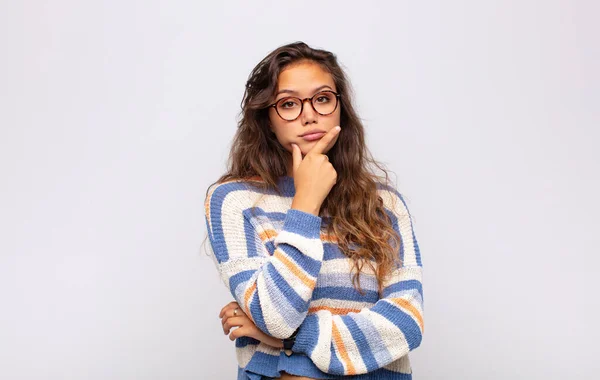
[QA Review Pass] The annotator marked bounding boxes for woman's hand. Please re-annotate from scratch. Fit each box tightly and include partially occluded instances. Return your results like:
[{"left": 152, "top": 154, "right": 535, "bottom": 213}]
[
  {"left": 219, "top": 301, "right": 283, "bottom": 348},
  {"left": 290, "top": 126, "right": 341, "bottom": 216}
]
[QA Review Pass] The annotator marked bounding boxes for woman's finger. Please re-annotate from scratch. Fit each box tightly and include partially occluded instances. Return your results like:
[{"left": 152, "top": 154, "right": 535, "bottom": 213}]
[
  {"left": 307, "top": 125, "right": 340, "bottom": 156},
  {"left": 218, "top": 301, "right": 239, "bottom": 318},
  {"left": 291, "top": 143, "right": 302, "bottom": 175},
  {"left": 221, "top": 307, "right": 246, "bottom": 327},
  {"left": 223, "top": 316, "right": 246, "bottom": 334},
  {"left": 221, "top": 309, "right": 250, "bottom": 334},
  {"left": 229, "top": 326, "right": 248, "bottom": 341}
]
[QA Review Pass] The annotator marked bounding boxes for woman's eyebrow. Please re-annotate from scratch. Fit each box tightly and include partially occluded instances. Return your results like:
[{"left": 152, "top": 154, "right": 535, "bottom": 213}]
[{"left": 276, "top": 85, "right": 333, "bottom": 96}]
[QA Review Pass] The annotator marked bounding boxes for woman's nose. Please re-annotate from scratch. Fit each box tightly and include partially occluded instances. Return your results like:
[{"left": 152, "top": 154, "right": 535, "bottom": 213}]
[{"left": 300, "top": 99, "right": 317, "bottom": 124}]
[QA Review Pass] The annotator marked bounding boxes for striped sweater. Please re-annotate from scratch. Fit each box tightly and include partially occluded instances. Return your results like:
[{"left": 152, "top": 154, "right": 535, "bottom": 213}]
[{"left": 204, "top": 175, "right": 424, "bottom": 380}]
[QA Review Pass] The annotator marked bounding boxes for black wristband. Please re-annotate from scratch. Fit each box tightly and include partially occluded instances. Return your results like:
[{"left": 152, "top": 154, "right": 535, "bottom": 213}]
[{"left": 282, "top": 328, "right": 299, "bottom": 352}]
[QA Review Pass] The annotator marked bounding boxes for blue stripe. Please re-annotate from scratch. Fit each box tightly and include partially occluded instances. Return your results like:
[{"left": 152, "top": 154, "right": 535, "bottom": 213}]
[
  {"left": 265, "top": 240, "right": 276, "bottom": 256},
  {"left": 243, "top": 351, "right": 281, "bottom": 378},
  {"left": 317, "top": 272, "right": 378, "bottom": 291},
  {"left": 384, "top": 207, "right": 399, "bottom": 226},
  {"left": 278, "top": 349, "right": 335, "bottom": 379},
  {"left": 229, "top": 270, "right": 255, "bottom": 294},
  {"left": 243, "top": 217, "right": 262, "bottom": 258},
  {"left": 372, "top": 301, "right": 423, "bottom": 350},
  {"left": 281, "top": 209, "right": 322, "bottom": 238},
  {"left": 207, "top": 181, "right": 251, "bottom": 262},
  {"left": 204, "top": 216, "right": 214, "bottom": 252},
  {"left": 382, "top": 279, "right": 423, "bottom": 300},
  {"left": 328, "top": 340, "right": 345, "bottom": 374},
  {"left": 278, "top": 346, "right": 415, "bottom": 379},
  {"left": 277, "top": 243, "right": 322, "bottom": 278},
  {"left": 266, "top": 263, "right": 307, "bottom": 314},
  {"left": 342, "top": 315, "right": 380, "bottom": 372},
  {"left": 290, "top": 313, "right": 319, "bottom": 355},
  {"left": 385, "top": 209, "right": 405, "bottom": 264},
  {"left": 248, "top": 291, "right": 269, "bottom": 335},
  {"left": 247, "top": 208, "right": 287, "bottom": 222},
  {"left": 323, "top": 243, "right": 348, "bottom": 260},
  {"left": 348, "top": 312, "right": 394, "bottom": 368},
  {"left": 313, "top": 286, "right": 379, "bottom": 303},
  {"left": 235, "top": 336, "right": 260, "bottom": 348}
]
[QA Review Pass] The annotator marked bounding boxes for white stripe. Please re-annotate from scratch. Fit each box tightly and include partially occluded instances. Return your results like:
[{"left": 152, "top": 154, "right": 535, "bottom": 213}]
[
  {"left": 383, "top": 354, "right": 413, "bottom": 374},
  {"left": 310, "top": 311, "right": 333, "bottom": 372},
  {"left": 383, "top": 266, "right": 423, "bottom": 290},
  {"left": 367, "top": 308, "right": 410, "bottom": 358},
  {"left": 256, "top": 342, "right": 281, "bottom": 356},
  {"left": 220, "top": 191, "right": 252, "bottom": 259},
  {"left": 378, "top": 189, "right": 419, "bottom": 266},
  {"left": 319, "top": 258, "right": 378, "bottom": 275},
  {"left": 275, "top": 230, "right": 324, "bottom": 261},
  {"left": 218, "top": 257, "right": 264, "bottom": 290},
  {"left": 236, "top": 342, "right": 257, "bottom": 368}
]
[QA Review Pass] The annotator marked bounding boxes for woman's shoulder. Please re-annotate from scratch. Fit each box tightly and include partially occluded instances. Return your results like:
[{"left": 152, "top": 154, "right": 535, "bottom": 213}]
[
  {"left": 204, "top": 176, "right": 268, "bottom": 212},
  {"left": 206, "top": 175, "right": 263, "bottom": 195},
  {"left": 375, "top": 181, "right": 413, "bottom": 220}
]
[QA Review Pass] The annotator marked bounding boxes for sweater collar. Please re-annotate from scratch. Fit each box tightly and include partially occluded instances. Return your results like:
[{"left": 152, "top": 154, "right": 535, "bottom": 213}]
[{"left": 277, "top": 175, "right": 296, "bottom": 197}]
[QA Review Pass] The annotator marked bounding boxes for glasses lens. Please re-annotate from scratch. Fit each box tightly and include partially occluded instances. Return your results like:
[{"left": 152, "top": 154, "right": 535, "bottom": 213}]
[
  {"left": 275, "top": 92, "right": 338, "bottom": 121},
  {"left": 312, "top": 91, "right": 337, "bottom": 115},
  {"left": 276, "top": 97, "right": 302, "bottom": 121}
]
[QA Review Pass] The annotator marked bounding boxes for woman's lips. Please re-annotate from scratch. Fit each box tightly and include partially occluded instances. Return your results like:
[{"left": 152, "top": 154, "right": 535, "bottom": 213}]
[{"left": 301, "top": 132, "right": 326, "bottom": 141}]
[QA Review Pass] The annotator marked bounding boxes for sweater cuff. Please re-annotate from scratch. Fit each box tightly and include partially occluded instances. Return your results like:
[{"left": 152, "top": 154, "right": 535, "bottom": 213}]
[
  {"left": 291, "top": 314, "right": 318, "bottom": 355},
  {"left": 281, "top": 209, "right": 322, "bottom": 239}
]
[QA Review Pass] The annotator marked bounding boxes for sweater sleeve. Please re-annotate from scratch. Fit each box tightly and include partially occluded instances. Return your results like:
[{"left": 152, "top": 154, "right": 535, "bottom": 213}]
[
  {"left": 204, "top": 181, "right": 324, "bottom": 339},
  {"left": 290, "top": 191, "right": 424, "bottom": 375}
]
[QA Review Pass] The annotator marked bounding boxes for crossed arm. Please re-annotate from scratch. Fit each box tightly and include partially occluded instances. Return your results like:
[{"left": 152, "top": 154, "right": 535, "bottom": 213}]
[{"left": 206, "top": 182, "right": 424, "bottom": 375}]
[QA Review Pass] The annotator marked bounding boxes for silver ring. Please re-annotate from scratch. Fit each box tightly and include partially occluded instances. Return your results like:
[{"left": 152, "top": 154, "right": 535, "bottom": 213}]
[{"left": 233, "top": 308, "right": 238, "bottom": 316}]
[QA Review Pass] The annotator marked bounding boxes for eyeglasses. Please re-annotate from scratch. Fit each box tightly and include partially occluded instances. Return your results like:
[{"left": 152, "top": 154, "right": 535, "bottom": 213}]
[{"left": 267, "top": 90, "right": 341, "bottom": 121}]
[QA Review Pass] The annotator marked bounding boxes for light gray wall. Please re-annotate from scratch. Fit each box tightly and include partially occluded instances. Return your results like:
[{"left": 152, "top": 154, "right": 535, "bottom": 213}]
[{"left": 1, "top": 1, "right": 598, "bottom": 379}]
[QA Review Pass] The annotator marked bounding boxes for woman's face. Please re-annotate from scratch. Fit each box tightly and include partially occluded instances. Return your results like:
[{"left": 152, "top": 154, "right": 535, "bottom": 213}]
[{"left": 268, "top": 61, "right": 341, "bottom": 162}]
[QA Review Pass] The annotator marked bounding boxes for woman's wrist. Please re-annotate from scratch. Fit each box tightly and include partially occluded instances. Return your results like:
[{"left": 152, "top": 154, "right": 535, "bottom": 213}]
[
  {"left": 264, "top": 335, "right": 284, "bottom": 348},
  {"left": 291, "top": 195, "right": 320, "bottom": 216}
]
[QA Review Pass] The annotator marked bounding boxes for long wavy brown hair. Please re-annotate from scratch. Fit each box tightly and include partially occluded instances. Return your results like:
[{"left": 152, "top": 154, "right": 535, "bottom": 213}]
[{"left": 205, "top": 41, "right": 403, "bottom": 294}]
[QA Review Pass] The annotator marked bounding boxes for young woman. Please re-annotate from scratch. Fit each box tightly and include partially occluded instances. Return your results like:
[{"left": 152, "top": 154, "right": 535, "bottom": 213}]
[{"left": 204, "top": 41, "right": 424, "bottom": 380}]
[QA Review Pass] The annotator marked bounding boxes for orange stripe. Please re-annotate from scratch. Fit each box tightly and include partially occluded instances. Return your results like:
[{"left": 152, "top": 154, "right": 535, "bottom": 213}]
[
  {"left": 308, "top": 306, "right": 361, "bottom": 315},
  {"left": 204, "top": 201, "right": 210, "bottom": 228},
  {"left": 273, "top": 250, "right": 316, "bottom": 289},
  {"left": 390, "top": 298, "right": 424, "bottom": 333},
  {"left": 256, "top": 228, "right": 337, "bottom": 243},
  {"left": 320, "top": 232, "right": 338, "bottom": 243},
  {"left": 332, "top": 321, "right": 356, "bottom": 375},
  {"left": 258, "top": 228, "right": 278, "bottom": 241},
  {"left": 243, "top": 282, "right": 257, "bottom": 322},
  {"left": 204, "top": 189, "right": 214, "bottom": 228}
]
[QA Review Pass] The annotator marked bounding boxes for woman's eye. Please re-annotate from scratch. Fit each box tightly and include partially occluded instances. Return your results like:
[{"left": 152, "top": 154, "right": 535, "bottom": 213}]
[
  {"left": 281, "top": 101, "right": 297, "bottom": 108},
  {"left": 316, "top": 96, "right": 330, "bottom": 103}
]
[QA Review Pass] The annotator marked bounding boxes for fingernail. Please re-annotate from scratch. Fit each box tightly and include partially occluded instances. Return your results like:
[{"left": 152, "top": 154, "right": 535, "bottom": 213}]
[{"left": 335, "top": 126, "right": 341, "bottom": 131}]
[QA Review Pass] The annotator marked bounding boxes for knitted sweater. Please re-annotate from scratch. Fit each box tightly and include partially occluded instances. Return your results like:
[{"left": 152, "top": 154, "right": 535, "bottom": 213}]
[{"left": 204, "top": 175, "right": 424, "bottom": 380}]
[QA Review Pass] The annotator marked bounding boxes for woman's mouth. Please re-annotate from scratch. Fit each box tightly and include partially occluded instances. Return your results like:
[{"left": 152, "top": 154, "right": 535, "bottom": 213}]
[{"left": 301, "top": 132, "right": 326, "bottom": 141}]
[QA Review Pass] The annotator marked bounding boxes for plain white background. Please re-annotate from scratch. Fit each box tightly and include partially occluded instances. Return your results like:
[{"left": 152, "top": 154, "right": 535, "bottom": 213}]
[{"left": 1, "top": 1, "right": 598, "bottom": 379}]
